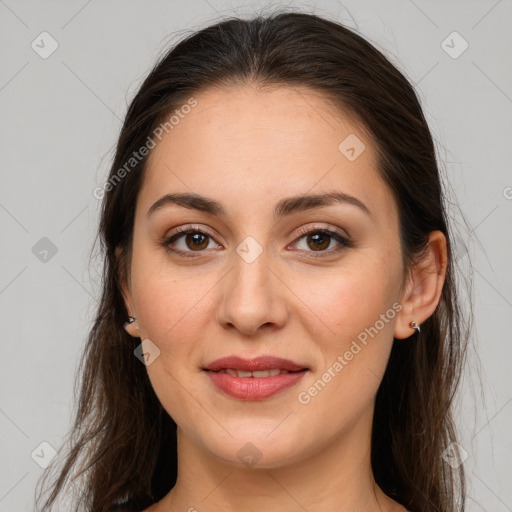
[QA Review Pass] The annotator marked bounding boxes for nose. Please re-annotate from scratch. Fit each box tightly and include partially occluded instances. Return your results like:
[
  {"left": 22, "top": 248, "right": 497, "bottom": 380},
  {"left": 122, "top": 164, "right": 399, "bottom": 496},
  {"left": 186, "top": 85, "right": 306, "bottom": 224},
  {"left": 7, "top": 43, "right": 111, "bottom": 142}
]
[{"left": 216, "top": 249, "right": 289, "bottom": 336}]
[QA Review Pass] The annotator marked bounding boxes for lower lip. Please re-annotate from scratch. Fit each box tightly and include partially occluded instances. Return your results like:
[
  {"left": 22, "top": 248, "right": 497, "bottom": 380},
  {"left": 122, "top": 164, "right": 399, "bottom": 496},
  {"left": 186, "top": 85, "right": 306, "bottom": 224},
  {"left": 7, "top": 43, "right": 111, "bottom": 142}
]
[{"left": 204, "top": 370, "right": 308, "bottom": 400}]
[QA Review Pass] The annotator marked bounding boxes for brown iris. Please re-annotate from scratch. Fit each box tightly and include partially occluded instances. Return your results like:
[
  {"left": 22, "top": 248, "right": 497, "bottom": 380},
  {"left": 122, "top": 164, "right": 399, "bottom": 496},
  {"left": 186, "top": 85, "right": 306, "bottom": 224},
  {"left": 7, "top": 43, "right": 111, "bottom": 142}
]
[
  {"left": 306, "top": 232, "right": 330, "bottom": 251},
  {"left": 185, "top": 233, "right": 209, "bottom": 250}
]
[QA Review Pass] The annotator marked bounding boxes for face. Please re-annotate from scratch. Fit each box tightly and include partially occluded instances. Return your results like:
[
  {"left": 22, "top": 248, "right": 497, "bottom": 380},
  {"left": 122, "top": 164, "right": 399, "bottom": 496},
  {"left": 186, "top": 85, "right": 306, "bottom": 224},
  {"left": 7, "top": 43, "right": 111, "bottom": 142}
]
[{"left": 120, "top": 84, "right": 407, "bottom": 468}]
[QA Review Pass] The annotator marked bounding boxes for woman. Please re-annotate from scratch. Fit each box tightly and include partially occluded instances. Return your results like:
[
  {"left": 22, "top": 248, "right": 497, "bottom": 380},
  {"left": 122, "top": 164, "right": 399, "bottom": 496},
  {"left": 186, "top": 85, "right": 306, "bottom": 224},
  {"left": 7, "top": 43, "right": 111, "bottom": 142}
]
[{"left": 36, "top": 10, "right": 469, "bottom": 512}]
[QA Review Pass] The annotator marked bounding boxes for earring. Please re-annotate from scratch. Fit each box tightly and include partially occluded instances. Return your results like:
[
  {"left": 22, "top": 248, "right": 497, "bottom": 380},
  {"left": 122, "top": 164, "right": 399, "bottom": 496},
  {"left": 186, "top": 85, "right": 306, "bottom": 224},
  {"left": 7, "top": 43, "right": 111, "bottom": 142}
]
[
  {"left": 123, "top": 316, "right": 139, "bottom": 337},
  {"left": 409, "top": 321, "right": 421, "bottom": 333}
]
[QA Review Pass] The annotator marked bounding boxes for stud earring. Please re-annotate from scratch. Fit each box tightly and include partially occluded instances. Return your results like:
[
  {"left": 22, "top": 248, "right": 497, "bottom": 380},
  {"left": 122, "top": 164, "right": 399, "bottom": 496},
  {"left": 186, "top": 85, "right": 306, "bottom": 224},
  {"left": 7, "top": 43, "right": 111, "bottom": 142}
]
[
  {"left": 123, "top": 316, "right": 137, "bottom": 333},
  {"left": 409, "top": 321, "right": 420, "bottom": 333}
]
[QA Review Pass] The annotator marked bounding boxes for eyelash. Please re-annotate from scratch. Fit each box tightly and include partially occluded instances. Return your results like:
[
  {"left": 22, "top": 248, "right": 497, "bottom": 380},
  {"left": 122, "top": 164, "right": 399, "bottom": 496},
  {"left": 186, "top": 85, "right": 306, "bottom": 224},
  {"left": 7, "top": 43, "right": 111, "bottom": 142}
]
[{"left": 162, "top": 224, "right": 352, "bottom": 259}]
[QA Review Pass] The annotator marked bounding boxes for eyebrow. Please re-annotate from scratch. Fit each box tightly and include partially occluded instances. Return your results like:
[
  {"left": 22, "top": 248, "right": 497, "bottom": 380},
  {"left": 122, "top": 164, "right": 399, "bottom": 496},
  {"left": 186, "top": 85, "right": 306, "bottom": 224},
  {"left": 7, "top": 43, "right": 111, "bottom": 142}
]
[{"left": 147, "top": 190, "right": 373, "bottom": 220}]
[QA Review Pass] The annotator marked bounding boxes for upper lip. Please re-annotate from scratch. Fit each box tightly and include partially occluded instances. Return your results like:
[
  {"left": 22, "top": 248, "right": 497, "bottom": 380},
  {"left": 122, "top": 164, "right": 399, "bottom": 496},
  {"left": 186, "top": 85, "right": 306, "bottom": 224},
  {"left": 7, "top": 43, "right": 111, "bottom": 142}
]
[{"left": 203, "top": 356, "right": 308, "bottom": 372}]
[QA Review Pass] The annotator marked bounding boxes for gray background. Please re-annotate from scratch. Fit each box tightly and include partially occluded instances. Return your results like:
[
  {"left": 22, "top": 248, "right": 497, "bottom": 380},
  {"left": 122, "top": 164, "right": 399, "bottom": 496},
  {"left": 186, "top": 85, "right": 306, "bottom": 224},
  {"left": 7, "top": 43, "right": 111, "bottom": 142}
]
[{"left": 1, "top": 0, "right": 511, "bottom": 510}]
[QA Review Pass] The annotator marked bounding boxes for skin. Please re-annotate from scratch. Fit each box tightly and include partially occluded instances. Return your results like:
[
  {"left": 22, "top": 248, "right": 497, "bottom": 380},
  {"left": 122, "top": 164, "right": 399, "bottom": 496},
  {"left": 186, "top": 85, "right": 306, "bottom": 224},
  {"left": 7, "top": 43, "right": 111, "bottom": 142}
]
[{"left": 118, "top": 84, "right": 447, "bottom": 511}]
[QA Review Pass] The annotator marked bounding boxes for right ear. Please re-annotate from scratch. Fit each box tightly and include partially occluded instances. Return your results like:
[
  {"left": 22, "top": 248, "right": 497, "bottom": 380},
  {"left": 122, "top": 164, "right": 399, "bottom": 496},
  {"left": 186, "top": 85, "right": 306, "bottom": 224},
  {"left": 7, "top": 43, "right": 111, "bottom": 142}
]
[{"left": 115, "top": 246, "right": 140, "bottom": 338}]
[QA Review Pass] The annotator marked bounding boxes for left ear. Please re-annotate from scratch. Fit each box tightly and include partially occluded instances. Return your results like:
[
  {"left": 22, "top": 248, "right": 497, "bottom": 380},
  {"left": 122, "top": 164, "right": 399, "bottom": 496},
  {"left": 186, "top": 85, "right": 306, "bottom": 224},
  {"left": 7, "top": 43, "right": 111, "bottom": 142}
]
[{"left": 394, "top": 230, "right": 448, "bottom": 339}]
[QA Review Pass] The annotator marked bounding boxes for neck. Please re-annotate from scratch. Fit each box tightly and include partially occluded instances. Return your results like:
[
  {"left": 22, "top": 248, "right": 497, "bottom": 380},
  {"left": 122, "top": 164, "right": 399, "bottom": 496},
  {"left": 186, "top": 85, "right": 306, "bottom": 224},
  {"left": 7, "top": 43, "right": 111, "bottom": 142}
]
[{"left": 163, "top": 405, "right": 397, "bottom": 512}]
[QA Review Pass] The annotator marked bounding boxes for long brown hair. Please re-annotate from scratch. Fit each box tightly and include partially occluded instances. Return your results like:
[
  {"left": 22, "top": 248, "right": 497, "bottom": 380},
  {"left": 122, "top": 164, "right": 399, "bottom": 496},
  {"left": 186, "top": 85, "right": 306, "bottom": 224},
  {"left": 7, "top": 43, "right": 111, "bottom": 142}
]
[{"left": 35, "top": 10, "right": 469, "bottom": 512}]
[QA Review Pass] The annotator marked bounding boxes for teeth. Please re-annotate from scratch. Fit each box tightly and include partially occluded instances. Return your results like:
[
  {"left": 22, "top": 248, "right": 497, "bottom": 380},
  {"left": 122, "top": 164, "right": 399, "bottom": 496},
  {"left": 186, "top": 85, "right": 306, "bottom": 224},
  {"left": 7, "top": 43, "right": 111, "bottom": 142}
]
[
  {"left": 220, "top": 368, "right": 289, "bottom": 378},
  {"left": 253, "top": 369, "right": 281, "bottom": 377}
]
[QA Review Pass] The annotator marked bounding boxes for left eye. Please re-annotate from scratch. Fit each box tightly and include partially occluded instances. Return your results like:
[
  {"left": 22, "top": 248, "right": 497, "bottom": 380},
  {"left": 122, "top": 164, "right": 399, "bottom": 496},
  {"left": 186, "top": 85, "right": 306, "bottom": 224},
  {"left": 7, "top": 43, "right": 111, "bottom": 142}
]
[{"left": 293, "top": 229, "right": 350, "bottom": 254}]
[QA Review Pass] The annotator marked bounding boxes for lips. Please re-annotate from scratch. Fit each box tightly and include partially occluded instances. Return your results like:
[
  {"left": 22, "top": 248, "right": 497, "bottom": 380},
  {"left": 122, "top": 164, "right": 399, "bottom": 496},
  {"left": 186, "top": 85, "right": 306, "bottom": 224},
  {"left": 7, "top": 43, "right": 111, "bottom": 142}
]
[
  {"left": 203, "top": 356, "right": 309, "bottom": 400},
  {"left": 203, "top": 355, "right": 308, "bottom": 373}
]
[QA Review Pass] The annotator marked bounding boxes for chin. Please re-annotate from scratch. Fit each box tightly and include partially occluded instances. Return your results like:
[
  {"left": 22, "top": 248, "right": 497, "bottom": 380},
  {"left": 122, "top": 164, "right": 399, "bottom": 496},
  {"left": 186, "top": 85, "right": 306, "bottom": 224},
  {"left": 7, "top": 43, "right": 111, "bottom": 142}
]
[{"left": 198, "top": 422, "right": 314, "bottom": 469}]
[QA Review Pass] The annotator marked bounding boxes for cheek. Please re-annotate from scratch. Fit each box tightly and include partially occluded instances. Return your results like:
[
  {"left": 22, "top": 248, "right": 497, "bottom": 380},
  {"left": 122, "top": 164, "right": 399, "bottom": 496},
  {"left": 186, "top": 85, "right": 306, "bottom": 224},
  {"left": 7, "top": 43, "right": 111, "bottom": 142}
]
[
  {"left": 130, "top": 246, "right": 218, "bottom": 343},
  {"left": 129, "top": 250, "right": 222, "bottom": 379},
  {"left": 130, "top": 261, "right": 218, "bottom": 426},
  {"left": 290, "top": 253, "right": 401, "bottom": 409},
  {"left": 291, "top": 254, "right": 401, "bottom": 346}
]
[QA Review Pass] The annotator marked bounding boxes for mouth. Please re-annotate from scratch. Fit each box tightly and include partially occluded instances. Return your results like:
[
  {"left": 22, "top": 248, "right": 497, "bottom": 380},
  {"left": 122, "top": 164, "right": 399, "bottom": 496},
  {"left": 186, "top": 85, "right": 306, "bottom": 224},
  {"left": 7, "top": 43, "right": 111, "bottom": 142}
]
[
  {"left": 203, "top": 356, "right": 309, "bottom": 400},
  {"left": 212, "top": 368, "right": 297, "bottom": 378},
  {"left": 203, "top": 355, "right": 308, "bottom": 373}
]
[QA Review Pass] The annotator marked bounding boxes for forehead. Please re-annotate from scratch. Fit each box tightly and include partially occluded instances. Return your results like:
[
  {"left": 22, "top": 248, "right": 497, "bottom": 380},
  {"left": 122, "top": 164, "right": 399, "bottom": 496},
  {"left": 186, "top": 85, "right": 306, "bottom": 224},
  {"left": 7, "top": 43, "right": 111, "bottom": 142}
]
[{"left": 138, "top": 84, "right": 396, "bottom": 226}]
